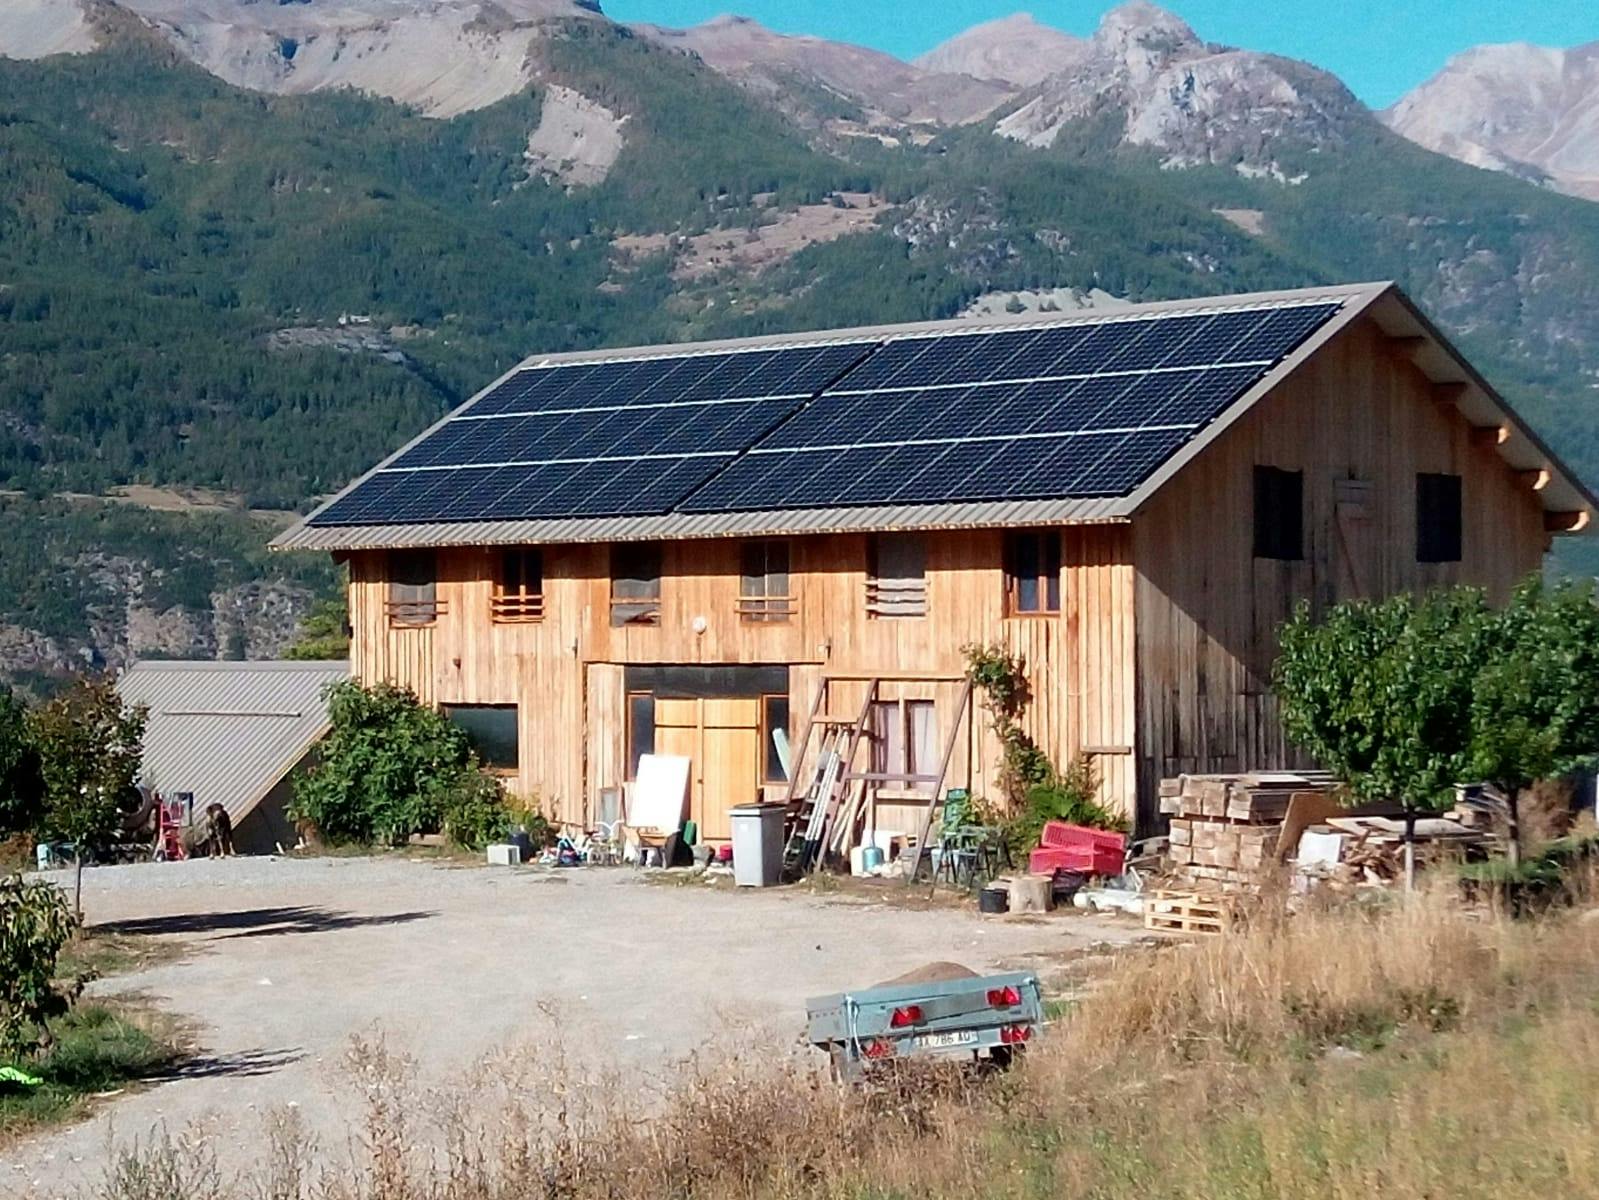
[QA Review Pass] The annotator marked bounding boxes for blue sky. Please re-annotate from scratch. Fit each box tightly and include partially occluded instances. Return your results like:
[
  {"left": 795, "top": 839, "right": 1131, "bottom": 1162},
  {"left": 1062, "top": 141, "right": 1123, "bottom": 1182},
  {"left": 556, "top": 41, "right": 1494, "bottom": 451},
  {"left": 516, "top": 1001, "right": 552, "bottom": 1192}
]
[{"left": 603, "top": 0, "right": 1596, "bottom": 108}]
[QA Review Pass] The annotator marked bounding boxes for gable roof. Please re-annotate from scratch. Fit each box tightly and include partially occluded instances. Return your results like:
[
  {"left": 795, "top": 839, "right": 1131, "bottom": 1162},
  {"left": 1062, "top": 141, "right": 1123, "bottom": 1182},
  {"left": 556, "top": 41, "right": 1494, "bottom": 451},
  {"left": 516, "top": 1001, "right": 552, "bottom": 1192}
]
[
  {"left": 118, "top": 660, "right": 349, "bottom": 826},
  {"left": 273, "top": 282, "right": 1595, "bottom": 551}
]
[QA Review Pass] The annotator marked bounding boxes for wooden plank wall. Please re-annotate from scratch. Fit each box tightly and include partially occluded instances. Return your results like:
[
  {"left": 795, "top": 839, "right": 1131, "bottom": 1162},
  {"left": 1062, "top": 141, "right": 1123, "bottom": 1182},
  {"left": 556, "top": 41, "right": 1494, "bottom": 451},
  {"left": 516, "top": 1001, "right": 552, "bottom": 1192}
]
[
  {"left": 345, "top": 525, "right": 1140, "bottom": 828},
  {"left": 1130, "top": 316, "right": 1549, "bottom": 825}
]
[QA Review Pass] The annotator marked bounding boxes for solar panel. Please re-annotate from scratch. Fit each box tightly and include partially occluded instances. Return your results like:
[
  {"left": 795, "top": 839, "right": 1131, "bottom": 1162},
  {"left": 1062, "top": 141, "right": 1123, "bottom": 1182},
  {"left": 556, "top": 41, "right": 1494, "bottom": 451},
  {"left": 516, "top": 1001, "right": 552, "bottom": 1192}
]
[
  {"left": 310, "top": 299, "right": 1344, "bottom": 528},
  {"left": 311, "top": 341, "right": 876, "bottom": 526},
  {"left": 678, "top": 301, "right": 1340, "bottom": 513}
]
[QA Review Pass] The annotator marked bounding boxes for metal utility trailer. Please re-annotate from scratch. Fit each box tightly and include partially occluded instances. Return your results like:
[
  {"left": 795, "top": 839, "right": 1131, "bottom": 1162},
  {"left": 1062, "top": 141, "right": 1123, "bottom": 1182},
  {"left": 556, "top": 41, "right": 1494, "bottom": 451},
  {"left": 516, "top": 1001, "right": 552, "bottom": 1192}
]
[{"left": 805, "top": 970, "right": 1043, "bottom": 1082}]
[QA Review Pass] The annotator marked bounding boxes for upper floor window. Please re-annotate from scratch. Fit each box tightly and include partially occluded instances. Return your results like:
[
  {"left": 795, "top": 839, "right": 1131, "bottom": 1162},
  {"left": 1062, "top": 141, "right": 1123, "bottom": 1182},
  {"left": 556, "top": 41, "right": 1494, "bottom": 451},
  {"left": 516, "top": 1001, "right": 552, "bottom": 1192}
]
[
  {"left": 1253, "top": 466, "right": 1304, "bottom": 561},
  {"left": 1004, "top": 531, "right": 1061, "bottom": 615},
  {"left": 738, "top": 540, "right": 794, "bottom": 622},
  {"left": 611, "top": 543, "right": 662, "bottom": 627},
  {"left": 387, "top": 550, "right": 440, "bottom": 627},
  {"left": 492, "top": 547, "right": 544, "bottom": 623},
  {"left": 867, "top": 533, "right": 928, "bottom": 618},
  {"left": 1417, "top": 472, "right": 1463, "bottom": 563}
]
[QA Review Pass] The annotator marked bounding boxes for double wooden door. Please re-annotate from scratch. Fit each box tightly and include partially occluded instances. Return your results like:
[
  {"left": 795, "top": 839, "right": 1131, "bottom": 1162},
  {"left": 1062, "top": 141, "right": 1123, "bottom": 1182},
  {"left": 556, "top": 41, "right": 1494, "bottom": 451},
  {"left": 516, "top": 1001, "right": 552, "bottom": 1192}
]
[{"left": 653, "top": 697, "right": 762, "bottom": 843}]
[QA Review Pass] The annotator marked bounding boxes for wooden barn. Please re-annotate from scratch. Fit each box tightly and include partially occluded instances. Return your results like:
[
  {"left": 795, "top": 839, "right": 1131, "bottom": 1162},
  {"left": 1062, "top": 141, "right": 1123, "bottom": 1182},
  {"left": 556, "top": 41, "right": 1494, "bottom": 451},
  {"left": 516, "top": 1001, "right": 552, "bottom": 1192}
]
[{"left": 275, "top": 282, "right": 1594, "bottom": 837}]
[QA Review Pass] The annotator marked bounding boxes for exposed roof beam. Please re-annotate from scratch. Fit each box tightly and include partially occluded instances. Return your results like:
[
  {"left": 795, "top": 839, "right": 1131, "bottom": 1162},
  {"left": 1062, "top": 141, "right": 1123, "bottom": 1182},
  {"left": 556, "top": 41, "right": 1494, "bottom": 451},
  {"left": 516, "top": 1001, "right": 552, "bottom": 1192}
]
[
  {"left": 1518, "top": 468, "right": 1552, "bottom": 492},
  {"left": 1471, "top": 424, "right": 1510, "bottom": 449},
  {"left": 1432, "top": 381, "right": 1469, "bottom": 408},
  {"left": 1386, "top": 335, "right": 1428, "bottom": 361},
  {"left": 1545, "top": 510, "right": 1592, "bottom": 534}
]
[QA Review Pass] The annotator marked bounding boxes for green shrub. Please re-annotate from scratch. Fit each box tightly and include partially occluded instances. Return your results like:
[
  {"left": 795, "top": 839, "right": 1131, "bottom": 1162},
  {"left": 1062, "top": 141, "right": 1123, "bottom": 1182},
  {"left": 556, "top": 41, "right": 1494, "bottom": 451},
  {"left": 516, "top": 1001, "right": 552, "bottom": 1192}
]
[
  {"left": 1007, "top": 758, "right": 1124, "bottom": 857},
  {"left": 441, "top": 773, "right": 512, "bottom": 852},
  {"left": 0, "top": 876, "right": 81, "bottom": 1059},
  {"left": 0, "top": 687, "right": 43, "bottom": 838},
  {"left": 291, "top": 682, "right": 481, "bottom": 847}
]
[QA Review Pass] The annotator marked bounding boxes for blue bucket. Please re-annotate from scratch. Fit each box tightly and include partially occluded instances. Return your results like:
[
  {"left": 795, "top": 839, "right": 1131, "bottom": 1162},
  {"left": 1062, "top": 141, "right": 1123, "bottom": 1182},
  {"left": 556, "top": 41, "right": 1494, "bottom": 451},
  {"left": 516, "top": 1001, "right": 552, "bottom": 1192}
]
[{"left": 862, "top": 846, "right": 885, "bottom": 872}]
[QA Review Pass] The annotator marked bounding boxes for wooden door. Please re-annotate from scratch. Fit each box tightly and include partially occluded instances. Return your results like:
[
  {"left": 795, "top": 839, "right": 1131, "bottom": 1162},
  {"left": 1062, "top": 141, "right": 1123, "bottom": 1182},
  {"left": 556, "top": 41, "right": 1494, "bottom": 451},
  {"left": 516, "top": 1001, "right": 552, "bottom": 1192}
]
[{"left": 654, "top": 697, "right": 762, "bottom": 842}]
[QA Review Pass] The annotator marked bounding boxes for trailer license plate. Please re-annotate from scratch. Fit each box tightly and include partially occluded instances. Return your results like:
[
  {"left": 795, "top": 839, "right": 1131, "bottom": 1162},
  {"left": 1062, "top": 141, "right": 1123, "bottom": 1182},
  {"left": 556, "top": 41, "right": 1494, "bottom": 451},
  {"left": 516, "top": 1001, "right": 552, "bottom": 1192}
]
[{"left": 917, "top": 1030, "right": 978, "bottom": 1049}]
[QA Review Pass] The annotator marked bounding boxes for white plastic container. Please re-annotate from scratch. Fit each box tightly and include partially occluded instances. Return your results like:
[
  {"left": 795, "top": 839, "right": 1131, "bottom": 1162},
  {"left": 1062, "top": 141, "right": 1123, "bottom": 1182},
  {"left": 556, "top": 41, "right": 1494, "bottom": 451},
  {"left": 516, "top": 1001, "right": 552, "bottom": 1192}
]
[{"left": 730, "top": 803, "right": 786, "bottom": 887}]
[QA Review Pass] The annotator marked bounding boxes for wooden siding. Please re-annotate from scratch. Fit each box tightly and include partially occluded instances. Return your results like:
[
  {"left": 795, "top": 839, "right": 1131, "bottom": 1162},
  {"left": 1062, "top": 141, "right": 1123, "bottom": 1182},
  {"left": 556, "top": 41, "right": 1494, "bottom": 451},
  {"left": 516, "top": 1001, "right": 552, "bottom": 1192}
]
[
  {"left": 346, "top": 526, "right": 1139, "bottom": 829},
  {"left": 1130, "top": 316, "right": 1549, "bottom": 826}
]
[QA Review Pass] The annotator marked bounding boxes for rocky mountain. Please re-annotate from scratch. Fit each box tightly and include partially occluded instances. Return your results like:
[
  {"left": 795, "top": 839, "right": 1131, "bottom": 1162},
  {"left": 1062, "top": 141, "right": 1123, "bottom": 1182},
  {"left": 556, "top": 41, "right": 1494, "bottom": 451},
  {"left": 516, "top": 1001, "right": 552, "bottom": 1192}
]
[
  {"left": 993, "top": 2, "right": 1368, "bottom": 178},
  {"left": 912, "top": 13, "right": 1087, "bottom": 87},
  {"left": 1383, "top": 40, "right": 1599, "bottom": 201},
  {"left": 634, "top": 14, "right": 1011, "bottom": 128},
  {"left": 1, "top": 0, "right": 603, "bottom": 116}
]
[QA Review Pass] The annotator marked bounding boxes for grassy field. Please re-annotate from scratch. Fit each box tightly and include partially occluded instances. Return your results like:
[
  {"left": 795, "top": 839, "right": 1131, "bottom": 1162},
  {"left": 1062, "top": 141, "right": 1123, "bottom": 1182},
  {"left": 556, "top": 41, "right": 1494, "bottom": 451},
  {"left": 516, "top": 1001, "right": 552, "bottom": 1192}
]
[
  {"left": 0, "top": 931, "right": 187, "bottom": 1146},
  {"left": 93, "top": 881, "right": 1599, "bottom": 1199}
]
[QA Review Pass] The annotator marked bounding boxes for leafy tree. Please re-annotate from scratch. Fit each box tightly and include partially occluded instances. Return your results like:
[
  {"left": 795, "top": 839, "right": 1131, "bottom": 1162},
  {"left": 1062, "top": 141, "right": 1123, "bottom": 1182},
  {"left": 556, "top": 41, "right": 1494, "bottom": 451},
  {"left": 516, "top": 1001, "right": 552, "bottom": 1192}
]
[
  {"left": 290, "top": 682, "right": 505, "bottom": 847},
  {"left": 27, "top": 677, "right": 147, "bottom": 914},
  {"left": 0, "top": 876, "right": 81, "bottom": 1059},
  {"left": 1274, "top": 580, "right": 1599, "bottom": 865},
  {"left": 0, "top": 686, "right": 44, "bottom": 837}
]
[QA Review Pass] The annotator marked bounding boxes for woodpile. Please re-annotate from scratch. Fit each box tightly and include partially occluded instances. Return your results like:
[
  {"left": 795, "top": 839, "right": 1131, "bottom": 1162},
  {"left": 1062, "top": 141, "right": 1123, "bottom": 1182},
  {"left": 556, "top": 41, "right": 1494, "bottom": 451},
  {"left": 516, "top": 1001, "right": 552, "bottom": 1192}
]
[
  {"left": 1297, "top": 812, "right": 1492, "bottom": 889},
  {"left": 1160, "top": 772, "right": 1341, "bottom": 893}
]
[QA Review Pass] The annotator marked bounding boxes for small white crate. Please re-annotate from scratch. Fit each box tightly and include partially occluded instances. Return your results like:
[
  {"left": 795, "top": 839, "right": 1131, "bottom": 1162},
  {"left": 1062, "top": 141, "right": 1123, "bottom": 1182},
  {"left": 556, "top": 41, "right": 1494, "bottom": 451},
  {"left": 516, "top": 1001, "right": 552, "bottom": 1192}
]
[{"left": 486, "top": 843, "right": 523, "bottom": 867}]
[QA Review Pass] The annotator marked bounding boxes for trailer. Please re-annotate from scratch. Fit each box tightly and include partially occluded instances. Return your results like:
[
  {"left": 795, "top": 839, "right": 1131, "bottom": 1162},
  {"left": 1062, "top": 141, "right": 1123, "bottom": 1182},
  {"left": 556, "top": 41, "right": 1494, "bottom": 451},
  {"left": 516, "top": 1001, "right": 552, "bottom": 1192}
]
[{"left": 805, "top": 969, "right": 1043, "bottom": 1082}]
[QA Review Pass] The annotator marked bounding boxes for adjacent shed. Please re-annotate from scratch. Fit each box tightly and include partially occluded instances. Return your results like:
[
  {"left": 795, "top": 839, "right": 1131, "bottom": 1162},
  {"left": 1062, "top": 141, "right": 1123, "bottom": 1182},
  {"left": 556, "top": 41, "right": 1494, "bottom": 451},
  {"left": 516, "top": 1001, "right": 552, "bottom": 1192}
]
[{"left": 118, "top": 660, "right": 349, "bottom": 854}]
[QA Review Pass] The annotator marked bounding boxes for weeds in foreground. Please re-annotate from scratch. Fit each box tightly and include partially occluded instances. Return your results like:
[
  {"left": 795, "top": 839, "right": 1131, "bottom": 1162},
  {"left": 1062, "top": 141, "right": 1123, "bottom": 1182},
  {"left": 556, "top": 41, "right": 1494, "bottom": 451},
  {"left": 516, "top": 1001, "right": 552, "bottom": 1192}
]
[{"left": 91, "top": 888, "right": 1599, "bottom": 1200}]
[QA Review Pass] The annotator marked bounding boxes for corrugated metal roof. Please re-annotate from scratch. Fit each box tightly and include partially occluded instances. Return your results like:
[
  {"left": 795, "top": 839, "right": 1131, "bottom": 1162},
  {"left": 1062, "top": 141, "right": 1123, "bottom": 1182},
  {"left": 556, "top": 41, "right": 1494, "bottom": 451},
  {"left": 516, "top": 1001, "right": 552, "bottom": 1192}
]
[
  {"left": 274, "top": 498, "right": 1132, "bottom": 551},
  {"left": 118, "top": 660, "right": 349, "bottom": 826}
]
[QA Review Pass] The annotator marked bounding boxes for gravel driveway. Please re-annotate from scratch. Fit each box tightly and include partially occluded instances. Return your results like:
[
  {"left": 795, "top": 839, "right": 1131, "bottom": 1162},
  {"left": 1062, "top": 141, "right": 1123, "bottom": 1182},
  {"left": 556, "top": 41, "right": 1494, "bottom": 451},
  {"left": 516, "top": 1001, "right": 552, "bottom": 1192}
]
[{"left": 9, "top": 856, "right": 1137, "bottom": 1194}]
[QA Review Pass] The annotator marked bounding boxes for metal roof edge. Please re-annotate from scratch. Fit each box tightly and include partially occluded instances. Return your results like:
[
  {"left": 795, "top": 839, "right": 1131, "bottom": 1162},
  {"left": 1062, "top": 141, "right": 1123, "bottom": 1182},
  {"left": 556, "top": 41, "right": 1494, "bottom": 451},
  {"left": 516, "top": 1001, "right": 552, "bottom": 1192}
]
[
  {"left": 122, "top": 659, "right": 351, "bottom": 675},
  {"left": 271, "top": 499, "right": 1134, "bottom": 551}
]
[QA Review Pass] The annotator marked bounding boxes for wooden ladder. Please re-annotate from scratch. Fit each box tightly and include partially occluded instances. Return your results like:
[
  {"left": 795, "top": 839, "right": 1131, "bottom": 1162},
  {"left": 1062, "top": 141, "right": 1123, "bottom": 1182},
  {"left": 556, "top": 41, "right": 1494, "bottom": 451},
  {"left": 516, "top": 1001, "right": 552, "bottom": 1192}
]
[{"left": 782, "top": 680, "right": 878, "bottom": 875}]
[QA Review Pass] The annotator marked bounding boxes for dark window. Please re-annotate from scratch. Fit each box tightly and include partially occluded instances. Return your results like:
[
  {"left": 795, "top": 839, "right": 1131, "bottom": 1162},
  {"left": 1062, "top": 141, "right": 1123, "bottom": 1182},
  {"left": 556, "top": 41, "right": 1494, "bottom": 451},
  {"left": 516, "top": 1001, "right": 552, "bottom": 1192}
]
[
  {"left": 1253, "top": 467, "right": 1304, "bottom": 561},
  {"left": 738, "top": 540, "right": 793, "bottom": 622},
  {"left": 762, "top": 694, "right": 791, "bottom": 783},
  {"left": 626, "top": 692, "right": 655, "bottom": 780},
  {"left": 387, "top": 550, "right": 439, "bottom": 627},
  {"left": 610, "top": 543, "right": 662, "bottom": 627},
  {"left": 1417, "top": 473, "right": 1463, "bottom": 563},
  {"left": 867, "top": 533, "right": 928, "bottom": 618},
  {"left": 492, "top": 547, "right": 544, "bottom": 622},
  {"left": 442, "top": 704, "right": 518, "bottom": 771},
  {"left": 1004, "top": 531, "right": 1061, "bottom": 615}
]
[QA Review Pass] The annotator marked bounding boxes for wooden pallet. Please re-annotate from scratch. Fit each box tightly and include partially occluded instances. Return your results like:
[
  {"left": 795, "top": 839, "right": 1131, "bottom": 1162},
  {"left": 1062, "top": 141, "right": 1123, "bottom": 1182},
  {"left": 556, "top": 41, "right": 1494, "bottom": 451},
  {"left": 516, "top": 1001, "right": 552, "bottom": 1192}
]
[{"left": 1143, "top": 889, "right": 1234, "bottom": 935}]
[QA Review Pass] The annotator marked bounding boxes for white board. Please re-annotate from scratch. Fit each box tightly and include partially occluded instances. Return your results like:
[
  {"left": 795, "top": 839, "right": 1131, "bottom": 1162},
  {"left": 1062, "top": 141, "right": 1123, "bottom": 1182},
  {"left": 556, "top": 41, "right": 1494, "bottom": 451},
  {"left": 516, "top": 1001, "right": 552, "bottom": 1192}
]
[{"left": 628, "top": 753, "right": 690, "bottom": 834}]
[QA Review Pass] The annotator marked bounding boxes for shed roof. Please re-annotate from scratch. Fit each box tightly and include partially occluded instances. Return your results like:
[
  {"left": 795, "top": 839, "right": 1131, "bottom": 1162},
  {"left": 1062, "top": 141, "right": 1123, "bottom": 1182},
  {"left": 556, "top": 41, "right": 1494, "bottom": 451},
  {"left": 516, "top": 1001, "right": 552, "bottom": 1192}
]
[
  {"left": 273, "top": 282, "right": 1595, "bottom": 551},
  {"left": 118, "top": 660, "right": 349, "bottom": 826}
]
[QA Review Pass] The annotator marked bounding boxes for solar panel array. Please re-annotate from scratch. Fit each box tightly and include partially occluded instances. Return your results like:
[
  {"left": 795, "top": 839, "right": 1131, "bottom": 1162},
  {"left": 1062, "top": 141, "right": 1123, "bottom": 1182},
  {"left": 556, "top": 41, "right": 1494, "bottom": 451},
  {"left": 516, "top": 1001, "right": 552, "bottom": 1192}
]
[
  {"left": 311, "top": 343, "right": 873, "bottom": 526},
  {"left": 310, "top": 300, "right": 1342, "bottom": 527}
]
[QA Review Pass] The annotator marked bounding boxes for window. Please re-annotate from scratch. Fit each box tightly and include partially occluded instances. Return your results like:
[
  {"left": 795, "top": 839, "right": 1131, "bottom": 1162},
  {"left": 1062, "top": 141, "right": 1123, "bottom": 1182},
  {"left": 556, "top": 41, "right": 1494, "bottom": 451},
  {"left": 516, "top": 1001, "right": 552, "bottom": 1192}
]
[
  {"left": 1253, "top": 466, "right": 1304, "bottom": 561},
  {"left": 442, "top": 704, "right": 518, "bottom": 771},
  {"left": 867, "top": 533, "right": 927, "bottom": 618},
  {"left": 1004, "top": 531, "right": 1061, "bottom": 615},
  {"left": 492, "top": 547, "right": 544, "bottom": 623},
  {"left": 869, "top": 699, "right": 940, "bottom": 791},
  {"left": 762, "top": 694, "right": 791, "bottom": 783},
  {"left": 610, "top": 543, "right": 662, "bottom": 627},
  {"left": 1417, "top": 472, "right": 1463, "bottom": 563},
  {"left": 387, "top": 550, "right": 440, "bottom": 627},
  {"left": 625, "top": 692, "right": 655, "bottom": 780},
  {"left": 738, "top": 540, "right": 794, "bottom": 622}
]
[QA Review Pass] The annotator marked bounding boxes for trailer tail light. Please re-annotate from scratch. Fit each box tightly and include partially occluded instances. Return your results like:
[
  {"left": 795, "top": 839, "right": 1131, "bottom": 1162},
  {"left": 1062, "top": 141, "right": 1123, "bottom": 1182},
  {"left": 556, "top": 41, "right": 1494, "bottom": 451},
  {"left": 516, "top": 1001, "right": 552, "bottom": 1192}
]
[
  {"left": 999, "top": 1024, "right": 1033, "bottom": 1045},
  {"left": 889, "top": 1005, "right": 925, "bottom": 1028},
  {"left": 863, "top": 1038, "right": 894, "bottom": 1059},
  {"left": 987, "top": 986, "right": 1022, "bottom": 1008}
]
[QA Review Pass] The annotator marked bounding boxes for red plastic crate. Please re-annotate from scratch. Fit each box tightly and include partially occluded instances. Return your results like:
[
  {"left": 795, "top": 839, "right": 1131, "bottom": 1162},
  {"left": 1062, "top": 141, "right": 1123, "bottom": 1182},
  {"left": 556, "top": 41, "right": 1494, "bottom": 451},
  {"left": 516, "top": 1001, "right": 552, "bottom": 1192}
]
[{"left": 1030, "top": 822, "right": 1127, "bottom": 877}]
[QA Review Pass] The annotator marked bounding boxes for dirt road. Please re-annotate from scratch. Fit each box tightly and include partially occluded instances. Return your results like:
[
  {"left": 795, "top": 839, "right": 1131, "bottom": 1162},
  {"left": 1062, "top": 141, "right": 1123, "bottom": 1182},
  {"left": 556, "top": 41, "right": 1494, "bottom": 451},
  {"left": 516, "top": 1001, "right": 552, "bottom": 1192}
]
[{"left": 9, "top": 856, "right": 1138, "bottom": 1194}]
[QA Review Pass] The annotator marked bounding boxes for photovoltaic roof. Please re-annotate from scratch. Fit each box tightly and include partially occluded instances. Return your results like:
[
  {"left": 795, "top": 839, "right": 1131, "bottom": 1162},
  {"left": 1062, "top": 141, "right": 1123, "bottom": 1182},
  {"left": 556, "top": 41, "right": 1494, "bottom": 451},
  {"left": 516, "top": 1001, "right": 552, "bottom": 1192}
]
[{"left": 304, "top": 290, "right": 1354, "bottom": 534}]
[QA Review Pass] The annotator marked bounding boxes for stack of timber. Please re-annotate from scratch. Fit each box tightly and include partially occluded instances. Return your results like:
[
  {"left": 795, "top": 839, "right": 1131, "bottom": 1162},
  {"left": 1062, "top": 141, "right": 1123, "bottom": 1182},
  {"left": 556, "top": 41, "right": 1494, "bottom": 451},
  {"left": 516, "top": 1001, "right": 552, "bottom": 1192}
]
[{"left": 1160, "top": 772, "right": 1340, "bottom": 893}]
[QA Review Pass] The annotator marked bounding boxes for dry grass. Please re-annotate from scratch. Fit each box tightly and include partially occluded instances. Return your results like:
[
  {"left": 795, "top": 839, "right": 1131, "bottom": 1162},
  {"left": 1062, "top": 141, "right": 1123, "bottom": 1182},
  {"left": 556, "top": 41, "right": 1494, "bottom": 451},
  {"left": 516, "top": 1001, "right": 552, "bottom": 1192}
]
[{"left": 92, "top": 888, "right": 1599, "bottom": 1200}]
